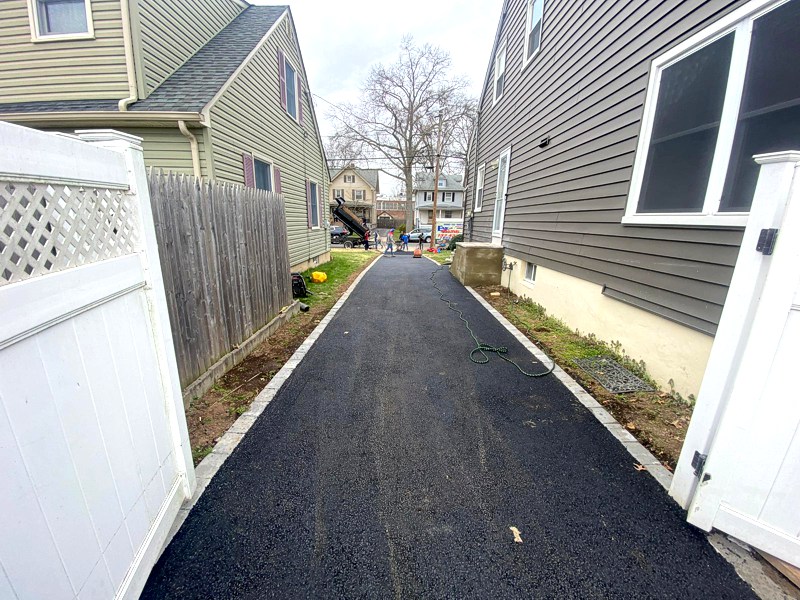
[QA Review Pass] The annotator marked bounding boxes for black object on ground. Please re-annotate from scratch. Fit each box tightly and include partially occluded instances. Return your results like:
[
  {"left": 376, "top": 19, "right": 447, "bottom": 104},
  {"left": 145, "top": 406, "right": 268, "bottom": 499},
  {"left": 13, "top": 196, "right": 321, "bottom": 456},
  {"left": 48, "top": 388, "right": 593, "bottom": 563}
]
[
  {"left": 291, "top": 272, "right": 308, "bottom": 298},
  {"left": 332, "top": 197, "right": 368, "bottom": 249},
  {"left": 574, "top": 355, "right": 654, "bottom": 393},
  {"left": 142, "top": 255, "right": 755, "bottom": 600}
]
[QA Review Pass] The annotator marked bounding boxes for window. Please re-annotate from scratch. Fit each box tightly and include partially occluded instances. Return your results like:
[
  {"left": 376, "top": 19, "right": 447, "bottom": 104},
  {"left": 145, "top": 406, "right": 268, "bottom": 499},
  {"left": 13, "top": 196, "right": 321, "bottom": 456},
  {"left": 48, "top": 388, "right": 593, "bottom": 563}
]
[
  {"left": 493, "top": 40, "right": 507, "bottom": 104},
  {"left": 353, "top": 189, "right": 365, "bottom": 201},
  {"left": 424, "top": 191, "right": 433, "bottom": 202},
  {"left": 344, "top": 174, "right": 355, "bottom": 183},
  {"left": 254, "top": 158, "right": 272, "bottom": 191},
  {"left": 524, "top": 262, "right": 537, "bottom": 283},
  {"left": 524, "top": 0, "right": 544, "bottom": 64},
  {"left": 307, "top": 181, "right": 320, "bottom": 228},
  {"left": 438, "top": 177, "right": 447, "bottom": 188},
  {"left": 475, "top": 163, "right": 486, "bottom": 211},
  {"left": 444, "top": 210, "right": 453, "bottom": 219},
  {"left": 285, "top": 60, "right": 298, "bottom": 119},
  {"left": 30, "top": 0, "right": 93, "bottom": 39},
  {"left": 333, "top": 188, "right": 344, "bottom": 198},
  {"left": 444, "top": 191, "right": 454, "bottom": 202},
  {"left": 625, "top": 0, "right": 800, "bottom": 227}
]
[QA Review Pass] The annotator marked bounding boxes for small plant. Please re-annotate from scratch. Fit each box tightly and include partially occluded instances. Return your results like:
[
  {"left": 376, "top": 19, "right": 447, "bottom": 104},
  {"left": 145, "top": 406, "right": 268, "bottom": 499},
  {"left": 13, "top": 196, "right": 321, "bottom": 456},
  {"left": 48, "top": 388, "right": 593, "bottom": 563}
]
[
  {"left": 192, "top": 444, "right": 213, "bottom": 465},
  {"left": 446, "top": 234, "right": 463, "bottom": 250},
  {"left": 397, "top": 223, "right": 407, "bottom": 235}
]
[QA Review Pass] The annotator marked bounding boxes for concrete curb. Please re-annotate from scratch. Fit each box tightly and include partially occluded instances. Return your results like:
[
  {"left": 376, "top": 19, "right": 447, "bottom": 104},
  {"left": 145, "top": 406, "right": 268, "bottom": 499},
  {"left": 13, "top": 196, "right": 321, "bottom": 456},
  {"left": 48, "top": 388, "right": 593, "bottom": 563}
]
[
  {"left": 463, "top": 283, "right": 798, "bottom": 600},
  {"left": 163, "top": 254, "right": 383, "bottom": 548}
]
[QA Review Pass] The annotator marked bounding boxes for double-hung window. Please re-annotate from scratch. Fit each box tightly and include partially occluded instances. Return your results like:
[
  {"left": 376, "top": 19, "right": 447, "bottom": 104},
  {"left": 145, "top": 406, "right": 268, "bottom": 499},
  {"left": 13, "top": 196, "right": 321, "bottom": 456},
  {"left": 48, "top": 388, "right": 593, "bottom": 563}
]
[
  {"left": 438, "top": 177, "right": 447, "bottom": 188},
  {"left": 493, "top": 41, "right": 507, "bottom": 104},
  {"left": 475, "top": 163, "right": 485, "bottom": 211},
  {"left": 444, "top": 192, "right": 454, "bottom": 202},
  {"left": 30, "top": 0, "right": 93, "bottom": 40},
  {"left": 344, "top": 174, "right": 355, "bottom": 183},
  {"left": 524, "top": 262, "right": 537, "bottom": 284},
  {"left": 424, "top": 191, "right": 433, "bottom": 203},
  {"left": 285, "top": 60, "right": 298, "bottom": 119},
  {"left": 353, "top": 189, "right": 365, "bottom": 202},
  {"left": 278, "top": 50, "right": 302, "bottom": 122},
  {"left": 333, "top": 188, "right": 344, "bottom": 198},
  {"left": 524, "top": 0, "right": 544, "bottom": 65},
  {"left": 307, "top": 181, "right": 320, "bottom": 228},
  {"left": 625, "top": 0, "right": 800, "bottom": 227},
  {"left": 254, "top": 158, "right": 273, "bottom": 192}
]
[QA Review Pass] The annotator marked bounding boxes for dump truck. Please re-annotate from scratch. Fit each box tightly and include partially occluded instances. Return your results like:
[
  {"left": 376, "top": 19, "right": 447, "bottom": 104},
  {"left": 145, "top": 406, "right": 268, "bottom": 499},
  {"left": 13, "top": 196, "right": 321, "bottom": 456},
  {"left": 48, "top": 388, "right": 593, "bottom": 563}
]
[{"left": 331, "top": 197, "right": 369, "bottom": 249}]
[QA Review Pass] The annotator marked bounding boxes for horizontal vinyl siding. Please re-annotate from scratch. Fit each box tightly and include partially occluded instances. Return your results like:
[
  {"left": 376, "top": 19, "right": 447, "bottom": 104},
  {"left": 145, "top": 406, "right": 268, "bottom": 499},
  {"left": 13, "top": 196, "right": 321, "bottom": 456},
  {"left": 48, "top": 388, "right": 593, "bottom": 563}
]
[
  {"left": 209, "top": 18, "right": 329, "bottom": 267},
  {"left": 134, "top": 0, "right": 245, "bottom": 96},
  {"left": 0, "top": 0, "right": 128, "bottom": 103},
  {"left": 127, "top": 127, "right": 208, "bottom": 178},
  {"left": 468, "top": 0, "right": 752, "bottom": 334}
]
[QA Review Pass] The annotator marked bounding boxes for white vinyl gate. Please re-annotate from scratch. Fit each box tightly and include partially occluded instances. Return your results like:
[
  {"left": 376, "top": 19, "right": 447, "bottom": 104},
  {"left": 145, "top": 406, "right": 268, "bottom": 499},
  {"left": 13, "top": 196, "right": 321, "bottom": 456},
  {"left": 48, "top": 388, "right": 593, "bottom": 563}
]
[
  {"left": 0, "top": 124, "right": 195, "bottom": 599},
  {"left": 671, "top": 151, "right": 800, "bottom": 567}
]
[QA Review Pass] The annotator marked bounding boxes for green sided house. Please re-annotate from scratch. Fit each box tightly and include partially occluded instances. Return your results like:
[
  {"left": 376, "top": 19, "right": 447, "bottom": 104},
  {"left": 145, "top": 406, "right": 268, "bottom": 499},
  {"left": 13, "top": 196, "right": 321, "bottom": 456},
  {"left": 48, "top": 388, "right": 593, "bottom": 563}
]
[{"left": 0, "top": 0, "right": 329, "bottom": 270}]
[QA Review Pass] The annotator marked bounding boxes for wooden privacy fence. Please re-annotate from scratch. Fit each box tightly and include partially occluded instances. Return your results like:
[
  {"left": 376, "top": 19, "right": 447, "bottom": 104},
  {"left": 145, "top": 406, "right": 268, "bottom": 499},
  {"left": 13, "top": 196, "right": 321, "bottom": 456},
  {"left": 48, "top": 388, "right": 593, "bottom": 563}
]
[{"left": 148, "top": 170, "right": 293, "bottom": 395}]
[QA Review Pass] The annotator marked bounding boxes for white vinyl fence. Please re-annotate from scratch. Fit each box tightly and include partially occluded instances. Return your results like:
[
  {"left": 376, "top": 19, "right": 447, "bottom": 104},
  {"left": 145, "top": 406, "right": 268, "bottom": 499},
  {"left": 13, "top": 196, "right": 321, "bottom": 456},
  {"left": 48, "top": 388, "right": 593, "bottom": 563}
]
[{"left": 0, "top": 124, "right": 195, "bottom": 600}]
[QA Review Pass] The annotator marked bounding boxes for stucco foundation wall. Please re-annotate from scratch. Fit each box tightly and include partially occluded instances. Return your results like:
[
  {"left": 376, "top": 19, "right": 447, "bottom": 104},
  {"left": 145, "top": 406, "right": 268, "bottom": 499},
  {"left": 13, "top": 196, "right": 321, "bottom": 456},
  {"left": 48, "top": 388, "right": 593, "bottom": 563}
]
[{"left": 504, "top": 260, "right": 713, "bottom": 399}]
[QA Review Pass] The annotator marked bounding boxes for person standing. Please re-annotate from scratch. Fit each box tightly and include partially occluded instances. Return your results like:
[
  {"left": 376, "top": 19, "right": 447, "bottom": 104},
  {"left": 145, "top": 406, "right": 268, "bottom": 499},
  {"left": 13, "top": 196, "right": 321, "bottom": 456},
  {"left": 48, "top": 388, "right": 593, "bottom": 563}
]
[
  {"left": 401, "top": 232, "right": 409, "bottom": 251},
  {"left": 384, "top": 229, "right": 394, "bottom": 257},
  {"left": 364, "top": 229, "right": 370, "bottom": 251}
]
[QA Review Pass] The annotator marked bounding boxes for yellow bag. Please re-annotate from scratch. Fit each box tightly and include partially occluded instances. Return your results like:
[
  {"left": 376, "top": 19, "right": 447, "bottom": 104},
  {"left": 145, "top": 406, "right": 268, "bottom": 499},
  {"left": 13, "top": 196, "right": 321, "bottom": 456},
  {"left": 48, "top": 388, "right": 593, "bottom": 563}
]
[{"left": 311, "top": 271, "right": 327, "bottom": 283}]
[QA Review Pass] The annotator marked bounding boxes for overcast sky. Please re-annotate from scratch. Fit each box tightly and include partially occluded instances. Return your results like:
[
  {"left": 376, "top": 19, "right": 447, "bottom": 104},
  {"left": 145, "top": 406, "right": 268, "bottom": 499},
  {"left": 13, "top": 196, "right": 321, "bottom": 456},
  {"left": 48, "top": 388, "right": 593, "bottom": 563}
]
[{"left": 255, "top": 0, "right": 499, "bottom": 138}]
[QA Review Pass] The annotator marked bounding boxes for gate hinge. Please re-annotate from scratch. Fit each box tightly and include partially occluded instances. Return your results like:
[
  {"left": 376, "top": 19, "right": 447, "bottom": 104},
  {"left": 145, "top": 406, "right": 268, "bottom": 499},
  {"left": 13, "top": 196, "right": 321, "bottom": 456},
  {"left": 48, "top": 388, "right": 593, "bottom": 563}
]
[
  {"left": 691, "top": 451, "right": 707, "bottom": 478},
  {"left": 756, "top": 228, "right": 779, "bottom": 255}
]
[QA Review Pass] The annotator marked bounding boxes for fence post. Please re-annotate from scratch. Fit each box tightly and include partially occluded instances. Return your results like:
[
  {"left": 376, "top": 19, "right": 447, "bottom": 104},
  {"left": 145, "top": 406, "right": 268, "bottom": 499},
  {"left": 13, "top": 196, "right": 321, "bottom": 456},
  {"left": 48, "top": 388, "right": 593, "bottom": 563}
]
[{"left": 76, "top": 129, "right": 196, "bottom": 499}]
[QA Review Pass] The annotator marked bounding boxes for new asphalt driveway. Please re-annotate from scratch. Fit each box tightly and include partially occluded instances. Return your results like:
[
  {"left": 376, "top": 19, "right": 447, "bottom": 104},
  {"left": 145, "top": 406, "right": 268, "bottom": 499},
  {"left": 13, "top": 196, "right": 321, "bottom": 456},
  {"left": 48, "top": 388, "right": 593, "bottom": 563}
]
[{"left": 142, "top": 254, "right": 756, "bottom": 599}]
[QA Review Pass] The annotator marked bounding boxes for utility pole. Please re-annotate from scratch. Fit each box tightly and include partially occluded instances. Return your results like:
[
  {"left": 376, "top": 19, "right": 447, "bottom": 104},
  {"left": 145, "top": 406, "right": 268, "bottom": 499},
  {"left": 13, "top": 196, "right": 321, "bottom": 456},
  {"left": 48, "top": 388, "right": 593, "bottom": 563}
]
[{"left": 429, "top": 110, "right": 443, "bottom": 250}]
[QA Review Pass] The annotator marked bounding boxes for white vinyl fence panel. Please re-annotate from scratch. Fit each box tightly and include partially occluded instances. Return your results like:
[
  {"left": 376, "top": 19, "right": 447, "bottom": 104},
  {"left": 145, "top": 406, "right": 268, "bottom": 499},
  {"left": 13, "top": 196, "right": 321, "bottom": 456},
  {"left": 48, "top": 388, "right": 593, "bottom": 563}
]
[{"left": 0, "top": 124, "right": 195, "bottom": 600}]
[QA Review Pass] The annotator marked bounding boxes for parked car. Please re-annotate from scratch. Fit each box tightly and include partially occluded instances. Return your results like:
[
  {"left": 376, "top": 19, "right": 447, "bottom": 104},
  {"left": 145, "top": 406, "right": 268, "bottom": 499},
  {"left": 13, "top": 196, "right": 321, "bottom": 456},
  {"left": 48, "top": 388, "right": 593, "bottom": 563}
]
[
  {"left": 407, "top": 227, "right": 432, "bottom": 243},
  {"left": 330, "top": 225, "right": 349, "bottom": 243}
]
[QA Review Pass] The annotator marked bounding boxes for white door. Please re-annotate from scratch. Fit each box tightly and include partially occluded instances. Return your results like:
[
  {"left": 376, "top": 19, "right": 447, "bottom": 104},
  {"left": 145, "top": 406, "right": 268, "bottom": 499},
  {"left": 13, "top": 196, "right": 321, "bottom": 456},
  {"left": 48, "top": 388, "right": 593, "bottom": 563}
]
[
  {"left": 492, "top": 147, "right": 511, "bottom": 245},
  {"left": 685, "top": 152, "right": 800, "bottom": 567}
]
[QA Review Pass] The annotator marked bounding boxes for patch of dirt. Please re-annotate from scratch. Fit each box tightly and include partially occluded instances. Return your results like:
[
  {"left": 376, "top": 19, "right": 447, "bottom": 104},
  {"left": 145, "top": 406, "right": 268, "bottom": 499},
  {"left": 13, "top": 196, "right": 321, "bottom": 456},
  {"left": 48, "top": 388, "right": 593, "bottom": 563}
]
[
  {"left": 478, "top": 286, "right": 693, "bottom": 471},
  {"left": 186, "top": 256, "right": 377, "bottom": 465}
]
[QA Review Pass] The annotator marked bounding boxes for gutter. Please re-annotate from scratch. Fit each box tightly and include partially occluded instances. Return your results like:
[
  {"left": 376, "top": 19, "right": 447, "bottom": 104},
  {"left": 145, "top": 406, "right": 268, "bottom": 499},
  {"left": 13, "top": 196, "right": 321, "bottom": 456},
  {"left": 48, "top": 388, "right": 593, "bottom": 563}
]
[
  {"left": 118, "top": 0, "right": 138, "bottom": 111},
  {"left": 0, "top": 111, "right": 204, "bottom": 125},
  {"left": 178, "top": 120, "right": 202, "bottom": 178}
]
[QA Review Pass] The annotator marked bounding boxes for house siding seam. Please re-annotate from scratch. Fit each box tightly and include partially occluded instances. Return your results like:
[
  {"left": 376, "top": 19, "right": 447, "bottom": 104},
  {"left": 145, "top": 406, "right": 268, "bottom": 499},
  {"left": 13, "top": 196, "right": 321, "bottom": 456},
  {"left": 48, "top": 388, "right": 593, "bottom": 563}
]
[
  {"left": 466, "top": 0, "right": 753, "bottom": 335},
  {"left": 0, "top": 0, "right": 129, "bottom": 104},
  {"left": 133, "top": 0, "right": 245, "bottom": 97},
  {"left": 209, "top": 21, "right": 328, "bottom": 268}
]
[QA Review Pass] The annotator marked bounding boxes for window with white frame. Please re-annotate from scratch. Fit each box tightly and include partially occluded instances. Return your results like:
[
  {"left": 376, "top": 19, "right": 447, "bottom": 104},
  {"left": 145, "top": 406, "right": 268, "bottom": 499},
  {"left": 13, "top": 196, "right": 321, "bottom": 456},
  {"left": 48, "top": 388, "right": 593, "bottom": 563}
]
[
  {"left": 524, "top": 0, "right": 544, "bottom": 63},
  {"left": 438, "top": 177, "right": 447, "bottom": 187},
  {"left": 493, "top": 40, "right": 507, "bottom": 104},
  {"left": 30, "top": 0, "right": 93, "bottom": 39},
  {"left": 333, "top": 188, "right": 344, "bottom": 198},
  {"left": 444, "top": 210, "right": 453, "bottom": 219},
  {"left": 475, "top": 163, "right": 485, "bottom": 211},
  {"left": 424, "top": 191, "right": 433, "bottom": 202},
  {"left": 444, "top": 191, "right": 454, "bottom": 202},
  {"left": 309, "top": 181, "right": 320, "bottom": 228},
  {"left": 524, "top": 262, "right": 537, "bottom": 283},
  {"left": 344, "top": 174, "right": 355, "bottom": 183},
  {"left": 625, "top": 0, "right": 800, "bottom": 227},
  {"left": 284, "top": 59, "right": 298, "bottom": 120},
  {"left": 254, "top": 158, "right": 272, "bottom": 191},
  {"left": 353, "top": 189, "right": 365, "bottom": 201},
  {"left": 493, "top": 148, "right": 511, "bottom": 237}
]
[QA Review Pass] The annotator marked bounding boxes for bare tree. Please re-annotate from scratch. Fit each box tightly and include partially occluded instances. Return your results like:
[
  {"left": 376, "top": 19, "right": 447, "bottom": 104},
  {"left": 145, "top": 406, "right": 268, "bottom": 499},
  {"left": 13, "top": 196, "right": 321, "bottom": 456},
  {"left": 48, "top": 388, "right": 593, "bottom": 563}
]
[
  {"left": 329, "top": 37, "right": 473, "bottom": 229},
  {"left": 324, "top": 135, "right": 366, "bottom": 171},
  {"left": 419, "top": 96, "right": 477, "bottom": 177}
]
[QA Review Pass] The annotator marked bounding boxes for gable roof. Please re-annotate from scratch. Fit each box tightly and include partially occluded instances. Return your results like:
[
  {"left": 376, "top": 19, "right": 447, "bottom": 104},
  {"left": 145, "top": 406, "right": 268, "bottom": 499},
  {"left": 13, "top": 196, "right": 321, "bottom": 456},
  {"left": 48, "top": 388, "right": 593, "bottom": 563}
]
[
  {"left": 331, "top": 167, "right": 380, "bottom": 191},
  {"left": 0, "top": 5, "right": 286, "bottom": 116},
  {"left": 132, "top": 6, "right": 287, "bottom": 113},
  {"left": 415, "top": 173, "right": 464, "bottom": 192}
]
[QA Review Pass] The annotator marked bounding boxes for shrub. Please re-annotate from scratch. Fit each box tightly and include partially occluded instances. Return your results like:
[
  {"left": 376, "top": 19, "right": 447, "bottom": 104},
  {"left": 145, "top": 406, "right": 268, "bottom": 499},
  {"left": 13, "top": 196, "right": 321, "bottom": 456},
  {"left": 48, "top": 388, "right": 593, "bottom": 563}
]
[
  {"left": 446, "top": 234, "right": 463, "bottom": 250},
  {"left": 397, "top": 223, "right": 407, "bottom": 235}
]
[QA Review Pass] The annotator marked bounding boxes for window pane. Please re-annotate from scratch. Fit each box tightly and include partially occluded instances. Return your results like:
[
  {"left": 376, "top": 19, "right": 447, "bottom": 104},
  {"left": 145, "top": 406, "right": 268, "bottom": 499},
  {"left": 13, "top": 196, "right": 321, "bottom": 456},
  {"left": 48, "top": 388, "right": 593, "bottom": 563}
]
[
  {"left": 285, "top": 62, "right": 297, "bottom": 118},
  {"left": 39, "top": 0, "right": 87, "bottom": 35},
  {"left": 639, "top": 33, "right": 734, "bottom": 213},
  {"left": 720, "top": 1, "right": 800, "bottom": 212},
  {"left": 254, "top": 160, "right": 271, "bottom": 191},
  {"left": 310, "top": 183, "right": 319, "bottom": 226}
]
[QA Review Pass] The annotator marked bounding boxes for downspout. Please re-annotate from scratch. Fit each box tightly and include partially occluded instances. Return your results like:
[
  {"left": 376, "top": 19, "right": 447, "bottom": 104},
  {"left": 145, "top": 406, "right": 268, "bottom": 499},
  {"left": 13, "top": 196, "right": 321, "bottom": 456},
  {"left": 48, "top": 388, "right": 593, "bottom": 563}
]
[
  {"left": 178, "top": 120, "right": 202, "bottom": 179},
  {"left": 118, "top": 0, "right": 138, "bottom": 111}
]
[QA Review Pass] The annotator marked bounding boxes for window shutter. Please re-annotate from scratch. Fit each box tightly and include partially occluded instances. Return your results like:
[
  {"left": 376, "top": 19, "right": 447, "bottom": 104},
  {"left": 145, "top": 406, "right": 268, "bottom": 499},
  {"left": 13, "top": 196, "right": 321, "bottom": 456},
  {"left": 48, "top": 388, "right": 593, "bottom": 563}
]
[
  {"left": 278, "top": 50, "right": 287, "bottom": 110},
  {"left": 297, "top": 74, "right": 304, "bottom": 124},
  {"left": 242, "top": 153, "right": 255, "bottom": 187},
  {"left": 274, "top": 167, "right": 282, "bottom": 194},
  {"left": 305, "top": 180, "right": 312, "bottom": 227}
]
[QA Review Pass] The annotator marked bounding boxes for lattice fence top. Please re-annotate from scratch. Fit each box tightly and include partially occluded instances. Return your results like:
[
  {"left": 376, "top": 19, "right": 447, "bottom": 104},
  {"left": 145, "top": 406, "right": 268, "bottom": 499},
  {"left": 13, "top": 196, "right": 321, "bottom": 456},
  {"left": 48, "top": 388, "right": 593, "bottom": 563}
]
[{"left": 0, "top": 180, "right": 138, "bottom": 286}]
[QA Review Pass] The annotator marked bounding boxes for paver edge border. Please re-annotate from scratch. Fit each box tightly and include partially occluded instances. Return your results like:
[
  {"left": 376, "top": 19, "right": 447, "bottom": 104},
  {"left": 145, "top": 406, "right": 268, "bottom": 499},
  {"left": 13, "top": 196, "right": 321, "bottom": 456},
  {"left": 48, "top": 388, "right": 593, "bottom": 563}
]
[
  {"left": 463, "top": 283, "right": 799, "bottom": 600},
  {"left": 162, "top": 253, "right": 383, "bottom": 548}
]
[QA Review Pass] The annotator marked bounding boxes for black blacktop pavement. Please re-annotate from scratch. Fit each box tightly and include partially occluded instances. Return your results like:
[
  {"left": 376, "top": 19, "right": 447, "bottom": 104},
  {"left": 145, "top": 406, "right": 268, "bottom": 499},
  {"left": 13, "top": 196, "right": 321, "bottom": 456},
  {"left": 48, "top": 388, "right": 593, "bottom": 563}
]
[{"left": 141, "top": 253, "right": 757, "bottom": 599}]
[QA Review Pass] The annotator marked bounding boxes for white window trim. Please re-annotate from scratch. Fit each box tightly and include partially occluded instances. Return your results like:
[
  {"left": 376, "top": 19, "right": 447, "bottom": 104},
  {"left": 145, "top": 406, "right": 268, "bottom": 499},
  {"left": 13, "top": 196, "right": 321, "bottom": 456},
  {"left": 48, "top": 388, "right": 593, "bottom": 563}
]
[
  {"left": 623, "top": 0, "right": 790, "bottom": 228},
  {"left": 522, "top": 0, "right": 544, "bottom": 70},
  {"left": 493, "top": 40, "right": 507, "bottom": 106},
  {"left": 343, "top": 174, "right": 355, "bottom": 183},
  {"left": 28, "top": 0, "right": 95, "bottom": 42},
  {"left": 474, "top": 163, "right": 486, "bottom": 212},
  {"left": 309, "top": 179, "right": 321, "bottom": 229},
  {"left": 492, "top": 146, "right": 512, "bottom": 244},
  {"left": 523, "top": 262, "right": 537, "bottom": 287},
  {"left": 284, "top": 56, "right": 301, "bottom": 122},
  {"left": 352, "top": 189, "right": 365, "bottom": 202},
  {"left": 252, "top": 152, "right": 274, "bottom": 192}
]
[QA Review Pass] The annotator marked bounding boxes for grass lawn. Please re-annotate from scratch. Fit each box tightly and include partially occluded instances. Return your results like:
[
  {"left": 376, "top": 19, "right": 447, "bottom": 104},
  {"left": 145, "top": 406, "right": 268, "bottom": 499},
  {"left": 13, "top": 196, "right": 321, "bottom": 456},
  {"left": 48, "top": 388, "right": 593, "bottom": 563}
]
[
  {"left": 426, "top": 249, "right": 454, "bottom": 264},
  {"left": 186, "top": 249, "right": 377, "bottom": 464}
]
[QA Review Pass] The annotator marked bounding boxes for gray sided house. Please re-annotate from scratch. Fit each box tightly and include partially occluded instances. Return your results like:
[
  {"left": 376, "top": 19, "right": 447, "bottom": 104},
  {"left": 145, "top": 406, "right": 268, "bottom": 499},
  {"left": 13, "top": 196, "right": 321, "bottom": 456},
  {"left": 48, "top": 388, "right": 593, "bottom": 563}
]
[
  {"left": 414, "top": 173, "right": 465, "bottom": 227},
  {"left": 0, "top": 0, "right": 329, "bottom": 270},
  {"left": 465, "top": 0, "right": 800, "bottom": 397}
]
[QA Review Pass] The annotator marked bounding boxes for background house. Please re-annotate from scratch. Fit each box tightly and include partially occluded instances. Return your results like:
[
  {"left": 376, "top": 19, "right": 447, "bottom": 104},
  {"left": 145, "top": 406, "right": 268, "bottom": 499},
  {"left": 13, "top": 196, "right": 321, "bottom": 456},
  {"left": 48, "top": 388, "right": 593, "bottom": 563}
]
[
  {"left": 0, "top": 0, "right": 329, "bottom": 270},
  {"left": 414, "top": 173, "right": 464, "bottom": 227},
  {"left": 329, "top": 166, "right": 379, "bottom": 226},
  {"left": 375, "top": 196, "right": 410, "bottom": 229},
  {"left": 463, "top": 0, "right": 800, "bottom": 399}
]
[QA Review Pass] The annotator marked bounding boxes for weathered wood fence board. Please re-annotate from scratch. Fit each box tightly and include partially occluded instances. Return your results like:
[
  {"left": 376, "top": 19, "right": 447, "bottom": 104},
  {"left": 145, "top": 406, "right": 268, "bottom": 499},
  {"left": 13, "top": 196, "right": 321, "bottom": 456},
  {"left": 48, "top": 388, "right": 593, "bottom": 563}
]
[{"left": 148, "top": 169, "right": 293, "bottom": 390}]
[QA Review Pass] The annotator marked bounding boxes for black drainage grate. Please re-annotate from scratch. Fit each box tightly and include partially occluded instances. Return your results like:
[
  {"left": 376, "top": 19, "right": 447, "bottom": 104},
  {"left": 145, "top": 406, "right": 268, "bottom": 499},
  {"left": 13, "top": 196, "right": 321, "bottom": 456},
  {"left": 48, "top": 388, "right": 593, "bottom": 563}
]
[{"left": 574, "top": 356, "right": 654, "bottom": 394}]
